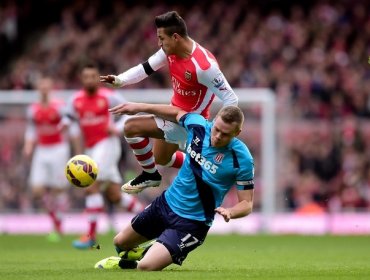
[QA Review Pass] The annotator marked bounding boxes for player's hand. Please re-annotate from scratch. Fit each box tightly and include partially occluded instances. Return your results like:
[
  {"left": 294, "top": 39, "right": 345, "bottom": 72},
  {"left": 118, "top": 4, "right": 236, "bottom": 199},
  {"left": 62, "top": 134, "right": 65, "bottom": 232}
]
[
  {"left": 109, "top": 102, "right": 143, "bottom": 115},
  {"left": 100, "top": 75, "right": 123, "bottom": 87},
  {"left": 215, "top": 207, "right": 231, "bottom": 222}
]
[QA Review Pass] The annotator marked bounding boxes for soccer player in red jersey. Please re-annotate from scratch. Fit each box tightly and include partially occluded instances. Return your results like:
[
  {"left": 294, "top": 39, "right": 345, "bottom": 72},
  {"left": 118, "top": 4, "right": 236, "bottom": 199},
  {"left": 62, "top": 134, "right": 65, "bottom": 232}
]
[
  {"left": 23, "top": 76, "right": 72, "bottom": 242},
  {"left": 63, "top": 62, "right": 145, "bottom": 249},
  {"left": 101, "top": 11, "right": 238, "bottom": 193}
]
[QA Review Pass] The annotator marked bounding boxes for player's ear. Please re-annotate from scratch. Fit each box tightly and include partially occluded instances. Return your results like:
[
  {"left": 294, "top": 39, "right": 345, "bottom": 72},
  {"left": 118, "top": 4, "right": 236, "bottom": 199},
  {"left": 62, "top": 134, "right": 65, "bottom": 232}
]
[
  {"left": 234, "top": 129, "right": 241, "bottom": 137},
  {"left": 173, "top": 33, "right": 180, "bottom": 41}
]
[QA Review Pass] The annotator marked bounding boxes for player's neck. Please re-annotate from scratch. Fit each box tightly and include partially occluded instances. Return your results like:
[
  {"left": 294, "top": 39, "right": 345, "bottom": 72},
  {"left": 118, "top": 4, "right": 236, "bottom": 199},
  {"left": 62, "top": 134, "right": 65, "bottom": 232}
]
[
  {"left": 40, "top": 97, "right": 49, "bottom": 106},
  {"left": 175, "top": 37, "right": 194, "bottom": 59}
]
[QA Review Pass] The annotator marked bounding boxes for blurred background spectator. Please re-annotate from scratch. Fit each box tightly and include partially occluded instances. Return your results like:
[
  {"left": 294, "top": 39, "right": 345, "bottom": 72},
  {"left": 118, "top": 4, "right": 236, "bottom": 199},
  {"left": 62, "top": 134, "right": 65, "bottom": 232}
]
[{"left": 0, "top": 0, "right": 369, "bottom": 213}]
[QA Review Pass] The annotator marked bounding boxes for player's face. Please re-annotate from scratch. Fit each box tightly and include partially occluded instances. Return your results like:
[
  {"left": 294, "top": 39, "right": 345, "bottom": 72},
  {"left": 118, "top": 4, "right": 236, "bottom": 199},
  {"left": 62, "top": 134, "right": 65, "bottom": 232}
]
[
  {"left": 81, "top": 67, "right": 99, "bottom": 94},
  {"left": 211, "top": 117, "right": 241, "bottom": 148},
  {"left": 37, "top": 77, "right": 53, "bottom": 100},
  {"left": 157, "top": 28, "right": 177, "bottom": 55}
]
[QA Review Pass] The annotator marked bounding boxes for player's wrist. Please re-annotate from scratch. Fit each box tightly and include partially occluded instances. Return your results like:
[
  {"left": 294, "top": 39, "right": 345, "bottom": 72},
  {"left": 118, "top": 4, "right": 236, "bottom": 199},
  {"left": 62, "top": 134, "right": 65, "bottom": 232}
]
[{"left": 113, "top": 75, "right": 124, "bottom": 87}]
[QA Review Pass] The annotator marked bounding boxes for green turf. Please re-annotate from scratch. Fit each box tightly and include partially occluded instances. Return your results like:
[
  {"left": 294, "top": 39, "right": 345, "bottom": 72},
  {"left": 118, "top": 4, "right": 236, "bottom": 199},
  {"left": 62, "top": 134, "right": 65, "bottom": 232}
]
[{"left": 0, "top": 234, "right": 369, "bottom": 280}]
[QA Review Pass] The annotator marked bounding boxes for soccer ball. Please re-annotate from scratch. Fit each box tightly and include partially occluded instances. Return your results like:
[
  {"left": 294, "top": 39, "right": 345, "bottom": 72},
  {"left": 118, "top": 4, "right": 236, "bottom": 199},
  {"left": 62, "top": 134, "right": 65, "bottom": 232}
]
[{"left": 65, "top": 154, "right": 98, "bottom": 188}]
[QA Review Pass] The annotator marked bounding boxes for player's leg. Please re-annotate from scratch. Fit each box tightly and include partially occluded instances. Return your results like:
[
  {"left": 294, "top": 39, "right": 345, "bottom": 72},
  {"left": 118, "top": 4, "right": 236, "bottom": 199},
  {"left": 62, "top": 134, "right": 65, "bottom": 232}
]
[
  {"left": 47, "top": 142, "right": 70, "bottom": 241},
  {"left": 98, "top": 136, "right": 145, "bottom": 213},
  {"left": 47, "top": 188, "right": 68, "bottom": 241},
  {"left": 28, "top": 146, "right": 46, "bottom": 210},
  {"left": 122, "top": 115, "right": 163, "bottom": 193},
  {"left": 95, "top": 193, "right": 165, "bottom": 270},
  {"left": 73, "top": 182, "right": 103, "bottom": 249},
  {"left": 29, "top": 145, "right": 62, "bottom": 241},
  {"left": 136, "top": 241, "right": 172, "bottom": 271},
  {"left": 152, "top": 139, "right": 184, "bottom": 168},
  {"left": 73, "top": 136, "right": 122, "bottom": 249},
  {"left": 152, "top": 117, "right": 187, "bottom": 168},
  {"left": 94, "top": 224, "right": 149, "bottom": 270}
]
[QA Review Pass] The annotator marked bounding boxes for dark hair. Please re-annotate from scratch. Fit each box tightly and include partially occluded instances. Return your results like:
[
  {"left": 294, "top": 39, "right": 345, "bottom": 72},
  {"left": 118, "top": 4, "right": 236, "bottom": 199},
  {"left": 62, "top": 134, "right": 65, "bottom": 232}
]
[
  {"left": 217, "top": 106, "right": 244, "bottom": 131},
  {"left": 79, "top": 60, "right": 98, "bottom": 73},
  {"left": 155, "top": 11, "right": 188, "bottom": 37}
]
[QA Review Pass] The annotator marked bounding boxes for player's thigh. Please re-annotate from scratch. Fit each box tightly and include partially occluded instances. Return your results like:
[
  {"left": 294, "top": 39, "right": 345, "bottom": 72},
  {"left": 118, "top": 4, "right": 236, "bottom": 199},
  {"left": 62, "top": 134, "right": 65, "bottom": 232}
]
[
  {"left": 153, "top": 139, "right": 179, "bottom": 165},
  {"left": 49, "top": 143, "right": 70, "bottom": 188},
  {"left": 137, "top": 242, "right": 172, "bottom": 271},
  {"left": 124, "top": 115, "right": 164, "bottom": 138},
  {"left": 29, "top": 147, "right": 48, "bottom": 187},
  {"left": 86, "top": 137, "right": 122, "bottom": 184},
  {"left": 114, "top": 223, "right": 148, "bottom": 250}
]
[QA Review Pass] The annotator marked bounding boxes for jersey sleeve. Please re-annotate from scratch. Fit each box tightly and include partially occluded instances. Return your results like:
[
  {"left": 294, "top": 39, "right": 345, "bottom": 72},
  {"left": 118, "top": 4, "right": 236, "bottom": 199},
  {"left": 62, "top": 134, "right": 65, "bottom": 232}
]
[
  {"left": 117, "top": 48, "right": 167, "bottom": 85},
  {"left": 236, "top": 155, "right": 255, "bottom": 190},
  {"left": 178, "top": 113, "right": 207, "bottom": 131},
  {"left": 197, "top": 62, "right": 238, "bottom": 106},
  {"left": 61, "top": 96, "right": 78, "bottom": 126}
]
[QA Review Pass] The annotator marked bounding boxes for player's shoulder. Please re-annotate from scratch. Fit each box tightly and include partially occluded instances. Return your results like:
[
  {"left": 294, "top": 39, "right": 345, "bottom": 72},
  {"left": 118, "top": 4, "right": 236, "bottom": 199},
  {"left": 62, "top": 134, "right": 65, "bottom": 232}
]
[
  {"left": 73, "top": 89, "right": 86, "bottom": 100},
  {"left": 98, "top": 87, "right": 114, "bottom": 96},
  {"left": 50, "top": 98, "right": 65, "bottom": 106},
  {"left": 180, "top": 112, "right": 207, "bottom": 127},
  {"left": 191, "top": 42, "right": 218, "bottom": 71},
  {"left": 230, "top": 138, "right": 253, "bottom": 160}
]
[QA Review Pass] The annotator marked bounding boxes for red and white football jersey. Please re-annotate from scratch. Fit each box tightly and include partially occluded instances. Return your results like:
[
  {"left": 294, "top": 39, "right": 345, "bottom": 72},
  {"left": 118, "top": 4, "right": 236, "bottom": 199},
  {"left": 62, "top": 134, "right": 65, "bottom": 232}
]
[
  {"left": 26, "top": 100, "right": 65, "bottom": 145},
  {"left": 65, "top": 88, "right": 125, "bottom": 148},
  {"left": 118, "top": 40, "right": 238, "bottom": 119},
  {"left": 167, "top": 43, "right": 236, "bottom": 119}
]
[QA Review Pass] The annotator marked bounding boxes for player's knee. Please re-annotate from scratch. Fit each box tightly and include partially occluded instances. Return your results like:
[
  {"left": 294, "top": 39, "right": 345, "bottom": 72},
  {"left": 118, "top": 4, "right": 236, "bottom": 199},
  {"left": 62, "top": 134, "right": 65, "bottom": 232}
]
[
  {"left": 113, "top": 234, "right": 124, "bottom": 248},
  {"left": 123, "top": 119, "right": 139, "bottom": 137},
  {"left": 154, "top": 155, "right": 171, "bottom": 166},
  {"left": 137, "top": 260, "right": 161, "bottom": 271}
]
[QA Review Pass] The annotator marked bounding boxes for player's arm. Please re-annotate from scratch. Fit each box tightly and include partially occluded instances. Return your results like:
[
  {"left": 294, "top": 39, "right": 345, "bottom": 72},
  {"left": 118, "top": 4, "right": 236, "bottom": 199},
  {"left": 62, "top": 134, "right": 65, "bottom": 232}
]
[
  {"left": 68, "top": 122, "right": 83, "bottom": 155},
  {"left": 109, "top": 102, "right": 186, "bottom": 123},
  {"left": 216, "top": 155, "right": 255, "bottom": 222},
  {"left": 100, "top": 49, "right": 167, "bottom": 87},
  {"left": 60, "top": 97, "right": 83, "bottom": 154},
  {"left": 23, "top": 107, "right": 36, "bottom": 159},
  {"left": 215, "top": 189, "right": 254, "bottom": 222},
  {"left": 198, "top": 63, "right": 238, "bottom": 106}
]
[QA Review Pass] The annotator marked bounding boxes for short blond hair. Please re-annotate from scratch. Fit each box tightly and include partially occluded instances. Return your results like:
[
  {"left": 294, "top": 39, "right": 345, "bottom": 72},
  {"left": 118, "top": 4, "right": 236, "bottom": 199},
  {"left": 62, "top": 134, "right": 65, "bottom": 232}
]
[{"left": 216, "top": 106, "right": 244, "bottom": 131}]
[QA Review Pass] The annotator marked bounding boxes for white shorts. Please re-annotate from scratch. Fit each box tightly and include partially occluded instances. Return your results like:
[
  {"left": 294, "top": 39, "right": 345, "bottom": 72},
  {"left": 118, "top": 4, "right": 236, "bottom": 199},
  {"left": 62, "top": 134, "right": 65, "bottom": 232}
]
[
  {"left": 85, "top": 136, "right": 122, "bottom": 184},
  {"left": 29, "top": 142, "right": 70, "bottom": 189},
  {"left": 154, "top": 117, "right": 187, "bottom": 150}
]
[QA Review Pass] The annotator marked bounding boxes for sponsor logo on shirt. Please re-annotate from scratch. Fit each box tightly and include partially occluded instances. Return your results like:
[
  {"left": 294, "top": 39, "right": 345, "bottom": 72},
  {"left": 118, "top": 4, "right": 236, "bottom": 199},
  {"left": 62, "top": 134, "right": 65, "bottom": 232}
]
[
  {"left": 171, "top": 76, "right": 199, "bottom": 96},
  {"left": 186, "top": 144, "right": 218, "bottom": 174},
  {"left": 192, "top": 136, "right": 201, "bottom": 146}
]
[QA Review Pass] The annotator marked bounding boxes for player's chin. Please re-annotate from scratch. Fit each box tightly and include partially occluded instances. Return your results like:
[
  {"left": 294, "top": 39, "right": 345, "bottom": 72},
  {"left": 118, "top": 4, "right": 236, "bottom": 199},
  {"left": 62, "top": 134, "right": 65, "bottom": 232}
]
[{"left": 212, "top": 141, "right": 223, "bottom": 148}]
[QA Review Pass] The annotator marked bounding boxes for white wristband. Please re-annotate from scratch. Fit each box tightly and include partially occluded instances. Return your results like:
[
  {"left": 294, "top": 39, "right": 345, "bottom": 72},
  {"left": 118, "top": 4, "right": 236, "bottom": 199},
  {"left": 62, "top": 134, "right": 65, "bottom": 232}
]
[{"left": 113, "top": 76, "right": 124, "bottom": 87}]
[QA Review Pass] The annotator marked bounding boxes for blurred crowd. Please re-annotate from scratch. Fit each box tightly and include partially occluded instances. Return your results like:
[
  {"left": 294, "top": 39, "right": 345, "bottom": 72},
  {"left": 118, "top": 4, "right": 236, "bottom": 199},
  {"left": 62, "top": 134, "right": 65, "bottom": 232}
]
[{"left": 0, "top": 0, "right": 370, "bottom": 212}]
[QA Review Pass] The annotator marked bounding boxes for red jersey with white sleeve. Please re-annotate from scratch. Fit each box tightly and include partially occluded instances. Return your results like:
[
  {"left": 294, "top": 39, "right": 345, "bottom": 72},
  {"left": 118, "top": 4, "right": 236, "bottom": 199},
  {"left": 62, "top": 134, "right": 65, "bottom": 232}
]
[
  {"left": 64, "top": 88, "right": 126, "bottom": 148},
  {"left": 116, "top": 40, "right": 238, "bottom": 119},
  {"left": 25, "top": 100, "right": 65, "bottom": 145}
]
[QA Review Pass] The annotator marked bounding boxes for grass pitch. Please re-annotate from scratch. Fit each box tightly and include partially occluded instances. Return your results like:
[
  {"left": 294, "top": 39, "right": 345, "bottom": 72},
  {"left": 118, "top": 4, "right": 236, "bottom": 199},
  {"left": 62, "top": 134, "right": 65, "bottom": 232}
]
[{"left": 0, "top": 234, "right": 369, "bottom": 280}]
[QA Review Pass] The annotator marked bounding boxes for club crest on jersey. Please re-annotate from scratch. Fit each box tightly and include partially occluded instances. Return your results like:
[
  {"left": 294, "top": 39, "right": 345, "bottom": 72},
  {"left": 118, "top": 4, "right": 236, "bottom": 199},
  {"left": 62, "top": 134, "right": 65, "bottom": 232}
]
[
  {"left": 185, "top": 70, "right": 192, "bottom": 81},
  {"left": 214, "top": 153, "right": 224, "bottom": 164}
]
